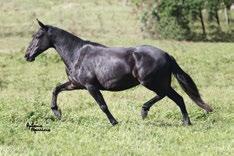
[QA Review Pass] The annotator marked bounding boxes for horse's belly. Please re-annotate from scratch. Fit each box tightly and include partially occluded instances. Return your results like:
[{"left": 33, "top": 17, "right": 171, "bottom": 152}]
[{"left": 99, "top": 74, "right": 139, "bottom": 91}]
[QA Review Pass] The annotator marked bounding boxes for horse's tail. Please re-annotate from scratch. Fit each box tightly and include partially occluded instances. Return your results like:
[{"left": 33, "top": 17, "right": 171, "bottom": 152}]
[{"left": 169, "top": 55, "right": 213, "bottom": 112}]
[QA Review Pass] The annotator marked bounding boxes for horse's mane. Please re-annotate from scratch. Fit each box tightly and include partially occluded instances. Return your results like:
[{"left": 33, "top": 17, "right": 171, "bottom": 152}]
[{"left": 47, "top": 25, "right": 106, "bottom": 48}]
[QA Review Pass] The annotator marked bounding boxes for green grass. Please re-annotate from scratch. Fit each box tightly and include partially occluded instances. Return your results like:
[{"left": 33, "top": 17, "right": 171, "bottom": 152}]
[{"left": 0, "top": 0, "right": 234, "bottom": 155}]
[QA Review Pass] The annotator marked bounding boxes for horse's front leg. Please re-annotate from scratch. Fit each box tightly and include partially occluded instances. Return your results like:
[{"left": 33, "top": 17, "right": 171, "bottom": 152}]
[
  {"left": 86, "top": 85, "right": 118, "bottom": 126},
  {"left": 51, "top": 81, "right": 78, "bottom": 119}
]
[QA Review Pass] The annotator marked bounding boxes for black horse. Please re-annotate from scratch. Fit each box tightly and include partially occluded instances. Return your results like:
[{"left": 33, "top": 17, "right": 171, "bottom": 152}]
[{"left": 25, "top": 20, "right": 213, "bottom": 126}]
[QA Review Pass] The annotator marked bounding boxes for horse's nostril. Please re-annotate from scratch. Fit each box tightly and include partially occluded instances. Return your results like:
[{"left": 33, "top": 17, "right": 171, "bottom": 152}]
[
  {"left": 25, "top": 54, "right": 29, "bottom": 58},
  {"left": 25, "top": 54, "right": 30, "bottom": 60}
]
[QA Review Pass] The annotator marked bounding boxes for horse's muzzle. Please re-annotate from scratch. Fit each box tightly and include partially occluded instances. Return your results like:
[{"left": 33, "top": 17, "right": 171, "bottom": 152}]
[{"left": 24, "top": 53, "right": 35, "bottom": 62}]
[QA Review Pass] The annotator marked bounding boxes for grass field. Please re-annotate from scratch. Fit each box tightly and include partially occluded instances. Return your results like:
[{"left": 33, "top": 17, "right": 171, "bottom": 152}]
[{"left": 0, "top": 0, "right": 234, "bottom": 155}]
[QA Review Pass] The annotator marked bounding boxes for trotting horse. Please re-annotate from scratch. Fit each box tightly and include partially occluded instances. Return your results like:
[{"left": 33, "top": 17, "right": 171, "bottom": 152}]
[{"left": 25, "top": 20, "right": 213, "bottom": 126}]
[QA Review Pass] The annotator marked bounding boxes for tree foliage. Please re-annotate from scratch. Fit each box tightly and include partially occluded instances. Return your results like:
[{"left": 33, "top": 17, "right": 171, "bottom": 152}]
[{"left": 132, "top": 0, "right": 233, "bottom": 41}]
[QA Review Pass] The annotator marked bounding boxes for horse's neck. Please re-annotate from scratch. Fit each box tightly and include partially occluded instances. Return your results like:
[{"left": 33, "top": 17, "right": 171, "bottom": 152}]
[
  {"left": 51, "top": 30, "right": 105, "bottom": 70},
  {"left": 53, "top": 37, "right": 83, "bottom": 70}
]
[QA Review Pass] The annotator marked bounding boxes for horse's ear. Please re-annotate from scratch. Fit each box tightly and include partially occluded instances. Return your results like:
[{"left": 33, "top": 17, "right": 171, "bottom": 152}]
[{"left": 36, "top": 19, "right": 48, "bottom": 31}]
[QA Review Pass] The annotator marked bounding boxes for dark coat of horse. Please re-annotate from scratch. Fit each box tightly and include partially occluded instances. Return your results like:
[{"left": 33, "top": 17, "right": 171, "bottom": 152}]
[{"left": 25, "top": 20, "right": 213, "bottom": 126}]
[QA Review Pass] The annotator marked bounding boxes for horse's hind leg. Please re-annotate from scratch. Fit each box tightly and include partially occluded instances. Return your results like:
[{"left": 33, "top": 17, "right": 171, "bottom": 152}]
[
  {"left": 166, "top": 87, "right": 191, "bottom": 125},
  {"left": 141, "top": 95, "right": 164, "bottom": 119},
  {"left": 139, "top": 73, "right": 169, "bottom": 119},
  {"left": 51, "top": 81, "right": 78, "bottom": 119},
  {"left": 86, "top": 85, "right": 118, "bottom": 126}
]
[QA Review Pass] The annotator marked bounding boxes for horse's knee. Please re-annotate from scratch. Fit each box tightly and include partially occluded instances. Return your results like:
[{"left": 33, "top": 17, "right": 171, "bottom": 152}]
[
  {"left": 52, "top": 89, "right": 57, "bottom": 95},
  {"left": 52, "top": 86, "right": 58, "bottom": 94},
  {"left": 52, "top": 85, "right": 60, "bottom": 95}
]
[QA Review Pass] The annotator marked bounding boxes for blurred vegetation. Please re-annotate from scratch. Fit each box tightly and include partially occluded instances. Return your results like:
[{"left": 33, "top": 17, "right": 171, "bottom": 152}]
[
  {"left": 0, "top": 0, "right": 140, "bottom": 52},
  {"left": 131, "top": 0, "right": 234, "bottom": 41},
  {"left": 0, "top": 0, "right": 233, "bottom": 155}
]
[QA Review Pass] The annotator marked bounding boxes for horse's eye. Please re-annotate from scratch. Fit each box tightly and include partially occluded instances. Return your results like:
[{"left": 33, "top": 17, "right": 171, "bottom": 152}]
[
  {"left": 32, "top": 34, "right": 36, "bottom": 38},
  {"left": 36, "top": 34, "right": 43, "bottom": 38}
]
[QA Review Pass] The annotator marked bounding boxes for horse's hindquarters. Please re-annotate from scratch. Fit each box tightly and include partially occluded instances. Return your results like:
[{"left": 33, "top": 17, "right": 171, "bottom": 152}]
[{"left": 132, "top": 46, "right": 172, "bottom": 94}]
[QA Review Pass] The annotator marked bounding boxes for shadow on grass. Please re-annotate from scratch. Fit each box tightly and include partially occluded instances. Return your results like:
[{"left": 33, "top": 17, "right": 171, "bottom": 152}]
[
  {"left": 121, "top": 118, "right": 182, "bottom": 127},
  {"left": 189, "top": 29, "right": 234, "bottom": 42},
  {"left": 144, "top": 120, "right": 181, "bottom": 127}
]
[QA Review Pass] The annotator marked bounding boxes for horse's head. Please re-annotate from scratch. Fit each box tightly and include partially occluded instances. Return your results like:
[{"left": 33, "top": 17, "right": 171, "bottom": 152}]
[{"left": 25, "top": 19, "right": 52, "bottom": 62}]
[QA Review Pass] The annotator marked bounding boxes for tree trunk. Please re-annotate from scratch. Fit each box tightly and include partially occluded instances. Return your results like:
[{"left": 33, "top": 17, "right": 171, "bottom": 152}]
[
  {"left": 215, "top": 10, "right": 220, "bottom": 27},
  {"left": 224, "top": 7, "right": 230, "bottom": 25},
  {"left": 199, "top": 8, "right": 206, "bottom": 36}
]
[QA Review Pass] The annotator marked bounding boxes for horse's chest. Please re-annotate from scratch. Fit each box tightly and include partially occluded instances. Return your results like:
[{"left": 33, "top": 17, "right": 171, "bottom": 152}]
[
  {"left": 66, "top": 65, "right": 91, "bottom": 85},
  {"left": 66, "top": 67, "right": 80, "bottom": 84}
]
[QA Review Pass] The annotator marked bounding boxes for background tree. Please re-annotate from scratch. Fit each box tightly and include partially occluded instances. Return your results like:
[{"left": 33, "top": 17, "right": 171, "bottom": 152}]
[
  {"left": 186, "top": 0, "right": 207, "bottom": 37},
  {"left": 223, "top": 0, "right": 232, "bottom": 25},
  {"left": 132, "top": 0, "right": 233, "bottom": 41},
  {"left": 207, "top": 0, "right": 221, "bottom": 27}
]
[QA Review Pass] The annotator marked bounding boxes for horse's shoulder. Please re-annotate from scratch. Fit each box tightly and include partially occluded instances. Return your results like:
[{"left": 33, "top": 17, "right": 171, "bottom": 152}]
[{"left": 74, "top": 45, "right": 98, "bottom": 69}]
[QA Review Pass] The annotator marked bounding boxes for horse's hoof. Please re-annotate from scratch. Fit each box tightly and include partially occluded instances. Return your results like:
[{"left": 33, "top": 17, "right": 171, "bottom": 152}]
[
  {"left": 52, "top": 109, "right": 62, "bottom": 120},
  {"left": 205, "top": 107, "right": 213, "bottom": 113},
  {"left": 182, "top": 120, "right": 192, "bottom": 126},
  {"left": 141, "top": 109, "right": 148, "bottom": 120},
  {"left": 111, "top": 120, "right": 118, "bottom": 126}
]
